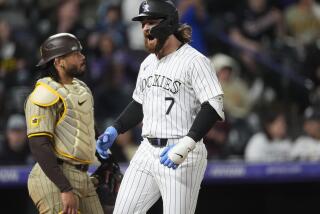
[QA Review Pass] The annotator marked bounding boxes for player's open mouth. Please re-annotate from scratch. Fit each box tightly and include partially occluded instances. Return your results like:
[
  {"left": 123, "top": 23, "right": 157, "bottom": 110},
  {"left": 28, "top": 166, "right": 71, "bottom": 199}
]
[{"left": 146, "top": 34, "right": 155, "bottom": 41}]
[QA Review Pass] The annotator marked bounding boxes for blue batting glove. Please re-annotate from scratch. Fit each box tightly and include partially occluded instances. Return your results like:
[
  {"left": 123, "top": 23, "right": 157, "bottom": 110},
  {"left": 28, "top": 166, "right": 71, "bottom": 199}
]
[
  {"left": 160, "top": 145, "right": 178, "bottom": 169},
  {"left": 96, "top": 126, "right": 118, "bottom": 159}
]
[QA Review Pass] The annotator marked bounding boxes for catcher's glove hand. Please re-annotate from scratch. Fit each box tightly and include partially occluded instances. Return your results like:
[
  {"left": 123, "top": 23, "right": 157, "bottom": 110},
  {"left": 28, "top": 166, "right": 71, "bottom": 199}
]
[{"left": 91, "top": 156, "right": 123, "bottom": 207}]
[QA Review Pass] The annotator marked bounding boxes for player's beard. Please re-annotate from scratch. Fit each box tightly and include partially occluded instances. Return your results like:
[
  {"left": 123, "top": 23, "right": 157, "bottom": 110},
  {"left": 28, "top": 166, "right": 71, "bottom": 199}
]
[
  {"left": 144, "top": 36, "right": 165, "bottom": 54},
  {"left": 144, "top": 34, "right": 157, "bottom": 53},
  {"left": 65, "top": 62, "right": 86, "bottom": 78}
]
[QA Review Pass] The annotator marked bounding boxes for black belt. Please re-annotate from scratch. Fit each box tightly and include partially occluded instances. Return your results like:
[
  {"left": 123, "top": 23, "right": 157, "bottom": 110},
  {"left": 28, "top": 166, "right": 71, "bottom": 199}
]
[
  {"left": 147, "top": 138, "right": 168, "bottom": 147},
  {"left": 57, "top": 158, "right": 89, "bottom": 172}
]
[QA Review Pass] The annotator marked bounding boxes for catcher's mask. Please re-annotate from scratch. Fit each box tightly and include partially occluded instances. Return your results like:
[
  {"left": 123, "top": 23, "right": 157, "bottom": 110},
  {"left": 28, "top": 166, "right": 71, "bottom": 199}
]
[
  {"left": 132, "top": 0, "right": 179, "bottom": 44},
  {"left": 37, "top": 33, "right": 82, "bottom": 67}
]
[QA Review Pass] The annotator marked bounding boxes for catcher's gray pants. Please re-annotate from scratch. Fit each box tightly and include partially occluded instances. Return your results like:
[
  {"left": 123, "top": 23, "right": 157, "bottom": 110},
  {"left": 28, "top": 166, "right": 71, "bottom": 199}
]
[{"left": 28, "top": 163, "right": 104, "bottom": 214}]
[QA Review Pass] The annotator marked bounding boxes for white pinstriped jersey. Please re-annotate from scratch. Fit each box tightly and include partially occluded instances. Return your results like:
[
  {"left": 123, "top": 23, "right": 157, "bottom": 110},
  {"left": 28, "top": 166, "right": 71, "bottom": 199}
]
[
  {"left": 114, "top": 44, "right": 221, "bottom": 214},
  {"left": 133, "top": 44, "right": 224, "bottom": 139}
]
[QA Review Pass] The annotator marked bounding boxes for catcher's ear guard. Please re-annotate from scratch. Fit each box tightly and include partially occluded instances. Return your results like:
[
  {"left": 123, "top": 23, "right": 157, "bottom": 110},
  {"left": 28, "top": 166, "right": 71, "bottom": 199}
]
[{"left": 91, "top": 156, "right": 123, "bottom": 207}]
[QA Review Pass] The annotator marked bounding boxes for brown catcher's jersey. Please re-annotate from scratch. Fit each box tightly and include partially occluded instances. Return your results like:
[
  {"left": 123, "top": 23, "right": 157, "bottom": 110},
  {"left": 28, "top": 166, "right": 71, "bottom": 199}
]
[{"left": 25, "top": 77, "right": 97, "bottom": 164}]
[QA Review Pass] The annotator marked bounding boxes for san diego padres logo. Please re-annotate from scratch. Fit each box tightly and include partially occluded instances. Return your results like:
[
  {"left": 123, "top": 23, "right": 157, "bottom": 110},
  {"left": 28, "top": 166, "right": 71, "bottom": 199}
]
[{"left": 30, "top": 115, "right": 45, "bottom": 127}]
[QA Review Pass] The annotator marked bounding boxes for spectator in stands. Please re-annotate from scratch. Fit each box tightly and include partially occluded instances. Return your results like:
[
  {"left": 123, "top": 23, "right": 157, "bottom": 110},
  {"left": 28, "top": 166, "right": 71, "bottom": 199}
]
[
  {"left": 87, "top": 33, "right": 132, "bottom": 90},
  {"left": 38, "top": 0, "right": 88, "bottom": 46},
  {"left": 178, "top": 0, "right": 208, "bottom": 54},
  {"left": 211, "top": 53, "right": 259, "bottom": 120},
  {"left": 87, "top": 33, "right": 117, "bottom": 86},
  {"left": 0, "top": 114, "right": 32, "bottom": 165},
  {"left": 93, "top": 61, "right": 132, "bottom": 128},
  {"left": 228, "top": 0, "right": 284, "bottom": 74},
  {"left": 284, "top": 0, "right": 320, "bottom": 93},
  {"left": 211, "top": 53, "right": 264, "bottom": 157},
  {"left": 245, "top": 108, "right": 292, "bottom": 162},
  {"left": 204, "top": 121, "right": 231, "bottom": 160},
  {"left": 0, "top": 18, "right": 31, "bottom": 119},
  {"left": 96, "top": 3, "right": 128, "bottom": 48},
  {"left": 284, "top": 0, "right": 320, "bottom": 46},
  {"left": 291, "top": 106, "right": 320, "bottom": 161},
  {"left": 0, "top": 76, "right": 4, "bottom": 132},
  {"left": 56, "top": 0, "right": 81, "bottom": 33},
  {"left": 121, "top": 0, "right": 145, "bottom": 50},
  {"left": 0, "top": 19, "right": 29, "bottom": 89}
]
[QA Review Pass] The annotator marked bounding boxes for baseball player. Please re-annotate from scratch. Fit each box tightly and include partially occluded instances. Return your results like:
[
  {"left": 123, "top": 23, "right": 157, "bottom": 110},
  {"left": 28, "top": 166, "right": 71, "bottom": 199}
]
[
  {"left": 25, "top": 33, "right": 104, "bottom": 214},
  {"left": 96, "top": 0, "right": 224, "bottom": 213}
]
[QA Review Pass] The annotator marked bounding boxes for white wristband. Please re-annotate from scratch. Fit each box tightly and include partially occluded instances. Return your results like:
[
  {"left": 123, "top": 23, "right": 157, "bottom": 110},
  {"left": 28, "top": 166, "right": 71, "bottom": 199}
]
[{"left": 168, "top": 136, "right": 196, "bottom": 164}]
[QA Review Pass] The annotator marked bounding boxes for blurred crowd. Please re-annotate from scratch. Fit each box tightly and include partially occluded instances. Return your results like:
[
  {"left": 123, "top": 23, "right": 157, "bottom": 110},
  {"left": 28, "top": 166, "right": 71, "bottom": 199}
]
[{"left": 0, "top": 0, "right": 319, "bottom": 165}]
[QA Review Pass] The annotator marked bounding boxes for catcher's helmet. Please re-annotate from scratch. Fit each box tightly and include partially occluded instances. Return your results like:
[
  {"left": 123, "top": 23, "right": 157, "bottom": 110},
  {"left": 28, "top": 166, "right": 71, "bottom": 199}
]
[
  {"left": 37, "top": 33, "right": 82, "bottom": 67},
  {"left": 132, "top": 0, "right": 179, "bottom": 42}
]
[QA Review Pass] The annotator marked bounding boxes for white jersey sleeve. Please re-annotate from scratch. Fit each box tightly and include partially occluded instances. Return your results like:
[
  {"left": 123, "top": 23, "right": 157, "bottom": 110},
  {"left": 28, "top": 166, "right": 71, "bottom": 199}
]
[{"left": 189, "top": 55, "right": 225, "bottom": 120}]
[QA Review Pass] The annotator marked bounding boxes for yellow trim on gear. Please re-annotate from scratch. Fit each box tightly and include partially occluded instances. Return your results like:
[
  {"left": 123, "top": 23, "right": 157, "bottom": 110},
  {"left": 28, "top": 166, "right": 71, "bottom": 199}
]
[
  {"left": 54, "top": 146, "right": 92, "bottom": 164},
  {"left": 28, "top": 132, "right": 53, "bottom": 138},
  {"left": 36, "top": 82, "right": 68, "bottom": 126},
  {"left": 59, "top": 212, "right": 80, "bottom": 214},
  {"left": 30, "top": 84, "right": 59, "bottom": 107}
]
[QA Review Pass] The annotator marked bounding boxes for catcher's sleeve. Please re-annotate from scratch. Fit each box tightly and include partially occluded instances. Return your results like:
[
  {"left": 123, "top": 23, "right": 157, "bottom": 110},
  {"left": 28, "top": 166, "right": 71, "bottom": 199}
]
[
  {"left": 113, "top": 100, "right": 143, "bottom": 134},
  {"left": 29, "top": 136, "right": 72, "bottom": 192},
  {"left": 187, "top": 101, "right": 221, "bottom": 142}
]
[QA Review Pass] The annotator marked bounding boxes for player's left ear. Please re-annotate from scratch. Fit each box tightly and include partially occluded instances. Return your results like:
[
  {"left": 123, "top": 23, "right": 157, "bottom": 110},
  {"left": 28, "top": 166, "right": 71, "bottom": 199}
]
[{"left": 54, "top": 57, "right": 66, "bottom": 69}]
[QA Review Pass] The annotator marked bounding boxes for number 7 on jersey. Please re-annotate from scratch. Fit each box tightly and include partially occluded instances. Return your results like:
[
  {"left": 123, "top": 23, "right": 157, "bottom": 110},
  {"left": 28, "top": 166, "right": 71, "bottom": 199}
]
[{"left": 165, "top": 97, "right": 174, "bottom": 114}]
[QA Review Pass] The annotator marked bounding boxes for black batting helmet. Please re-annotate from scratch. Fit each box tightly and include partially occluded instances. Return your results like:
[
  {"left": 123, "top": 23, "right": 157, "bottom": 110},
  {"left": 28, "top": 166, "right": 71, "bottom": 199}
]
[
  {"left": 37, "top": 33, "right": 82, "bottom": 67},
  {"left": 132, "top": 0, "right": 179, "bottom": 42}
]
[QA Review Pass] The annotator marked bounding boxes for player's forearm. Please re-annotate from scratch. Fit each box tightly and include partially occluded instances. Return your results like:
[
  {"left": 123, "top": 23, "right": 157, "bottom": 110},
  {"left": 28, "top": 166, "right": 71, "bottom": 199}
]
[
  {"left": 113, "top": 100, "right": 143, "bottom": 134},
  {"left": 29, "top": 136, "right": 72, "bottom": 192},
  {"left": 187, "top": 102, "right": 221, "bottom": 142}
]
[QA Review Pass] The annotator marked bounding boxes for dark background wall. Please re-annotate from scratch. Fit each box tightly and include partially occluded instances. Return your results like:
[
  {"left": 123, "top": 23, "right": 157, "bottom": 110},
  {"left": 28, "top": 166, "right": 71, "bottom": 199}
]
[{"left": 2, "top": 181, "right": 320, "bottom": 214}]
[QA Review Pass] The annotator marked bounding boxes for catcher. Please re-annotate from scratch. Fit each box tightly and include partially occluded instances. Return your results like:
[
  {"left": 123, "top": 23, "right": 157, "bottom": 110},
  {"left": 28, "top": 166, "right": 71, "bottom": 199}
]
[{"left": 25, "top": 33, "right": 121, "bottom": 214}]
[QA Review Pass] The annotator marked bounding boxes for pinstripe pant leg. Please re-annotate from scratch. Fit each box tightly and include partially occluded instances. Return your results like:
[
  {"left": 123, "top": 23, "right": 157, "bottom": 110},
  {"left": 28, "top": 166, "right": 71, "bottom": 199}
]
[
  {"left": 79, "top": 193, "right": 104, "bottom": 214},
  {"left": 156, "top": 143, "right": 207, "bottom": 214},
  {"left": 78, "top": 175, "right": 104, "bottom": 214},
  {"left": 28, "top": 164, "right": 65, "bottom": 214},
  {"left": 113, "top": 141, "right": 161, "bottom": 214},
  {"left": 113, "top": 163, "right": 161, "bottom": 214}
]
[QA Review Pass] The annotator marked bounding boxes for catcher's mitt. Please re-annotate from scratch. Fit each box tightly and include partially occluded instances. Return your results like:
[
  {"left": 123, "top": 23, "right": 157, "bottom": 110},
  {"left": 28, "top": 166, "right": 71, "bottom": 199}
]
[{"left": 91, "top": 156, "right": 123, "bottom": 207}]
